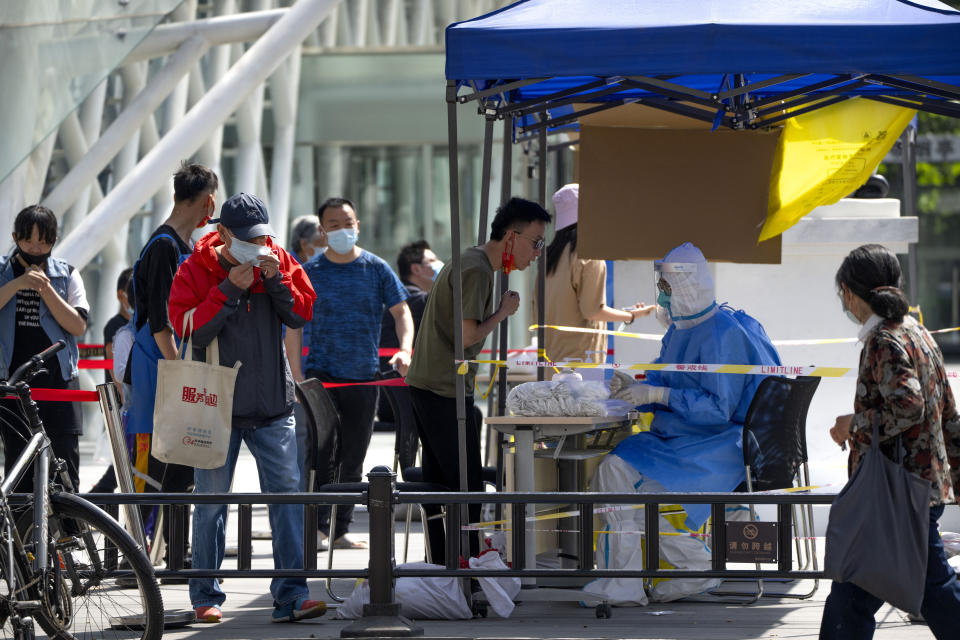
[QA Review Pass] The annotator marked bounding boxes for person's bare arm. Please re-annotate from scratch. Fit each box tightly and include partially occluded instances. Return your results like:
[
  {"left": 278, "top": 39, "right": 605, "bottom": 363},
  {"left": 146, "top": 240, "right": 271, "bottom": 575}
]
[
  {"left": 462, "top": 290, "right": 520, "bottom": 347},
  {"left": 284, "top": 327, "right": 304, "bottom": 382},
  {"left": 32, "top": 269, "right": 86, "bottom": 336},
  {"left": 388, "top": 302, "right": 414, "bottom": 375},
  {"left": 586, "top": 303, "right": 655, "bottom": 324},
  {"left": 153, "top": 327, "right": 179, "bottom": 360}
]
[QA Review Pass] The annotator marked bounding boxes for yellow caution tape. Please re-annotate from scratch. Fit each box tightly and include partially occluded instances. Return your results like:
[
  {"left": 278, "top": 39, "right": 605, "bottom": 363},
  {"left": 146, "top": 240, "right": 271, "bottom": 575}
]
[
  {"left": 474, "top": 363, "right": 502, "bottom": 400},
  {"left": 456, "top": 359, "right": 858, "bottom": 378},
  {"left": 532, "top": 322, "right": 960, "bottom": 347}
]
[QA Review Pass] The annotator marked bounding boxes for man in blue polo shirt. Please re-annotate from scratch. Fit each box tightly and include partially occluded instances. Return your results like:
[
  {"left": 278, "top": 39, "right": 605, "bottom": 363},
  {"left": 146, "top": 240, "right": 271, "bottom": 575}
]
[{"left": 303, "top": 197, "right": 412, "bottom": 549}]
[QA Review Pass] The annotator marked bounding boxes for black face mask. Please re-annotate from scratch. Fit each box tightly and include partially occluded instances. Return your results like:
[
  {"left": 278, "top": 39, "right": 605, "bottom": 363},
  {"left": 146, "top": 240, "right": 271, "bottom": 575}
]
[{"left": 18, "top": 249, "right": 50, "bottom": 267}]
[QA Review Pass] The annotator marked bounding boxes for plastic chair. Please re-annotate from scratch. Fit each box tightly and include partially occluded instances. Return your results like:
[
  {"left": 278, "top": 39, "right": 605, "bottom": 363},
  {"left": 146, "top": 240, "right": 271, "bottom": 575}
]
[
  {"left": 379, "top": 380, "right": 498, "bottom": 563},
  {"left": 295, "top": 378, "right": 344, "bottom": 600},
  {"left": 726, "top": 375, "right": 821, "bottom": 602}
]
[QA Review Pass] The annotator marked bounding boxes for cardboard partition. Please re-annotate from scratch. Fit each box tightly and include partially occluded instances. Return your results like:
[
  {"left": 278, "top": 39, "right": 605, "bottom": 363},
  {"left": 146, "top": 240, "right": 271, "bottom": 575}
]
[{"left": 577, "top": 123, "right": 783, "bottom": 264}]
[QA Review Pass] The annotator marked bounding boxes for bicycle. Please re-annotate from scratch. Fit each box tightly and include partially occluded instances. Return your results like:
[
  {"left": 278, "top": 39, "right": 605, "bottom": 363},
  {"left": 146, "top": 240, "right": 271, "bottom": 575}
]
[{"left": 0, "top": 341, "right": 163, "bottom": 639}]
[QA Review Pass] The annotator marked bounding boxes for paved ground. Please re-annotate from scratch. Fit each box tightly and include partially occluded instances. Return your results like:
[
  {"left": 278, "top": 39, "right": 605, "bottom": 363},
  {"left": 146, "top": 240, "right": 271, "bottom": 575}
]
[{"left": 71, "top": 432, "right": 945, "bottom": 640}]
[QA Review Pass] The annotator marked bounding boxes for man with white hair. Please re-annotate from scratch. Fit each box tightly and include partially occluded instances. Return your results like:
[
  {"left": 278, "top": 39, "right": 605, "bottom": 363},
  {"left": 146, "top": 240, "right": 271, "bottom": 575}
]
[{"left": 586, "top": 241, "right": 781, "bottom": 604}]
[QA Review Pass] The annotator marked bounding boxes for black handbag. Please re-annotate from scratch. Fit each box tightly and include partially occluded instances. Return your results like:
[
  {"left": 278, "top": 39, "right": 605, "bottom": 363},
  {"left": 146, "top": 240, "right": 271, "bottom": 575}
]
[{"left": 823, "top": 418, "right": 930, "bottom": 615}]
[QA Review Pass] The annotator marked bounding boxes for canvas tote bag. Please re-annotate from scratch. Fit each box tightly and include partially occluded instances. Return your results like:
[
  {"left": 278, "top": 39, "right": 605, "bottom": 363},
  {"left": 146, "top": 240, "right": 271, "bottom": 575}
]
[
  {"left": 152, "top": 308, "right": 240, "bottom": 469},
  {"left": 823, "top": 417, "right": 930, "bottom": 615}
]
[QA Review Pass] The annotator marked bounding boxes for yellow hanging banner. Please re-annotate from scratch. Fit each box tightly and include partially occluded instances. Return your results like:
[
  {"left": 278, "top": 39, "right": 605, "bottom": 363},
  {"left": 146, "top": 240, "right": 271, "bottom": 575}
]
[{"left": 759, "top": 98, "right": 916, "bottom": 242}]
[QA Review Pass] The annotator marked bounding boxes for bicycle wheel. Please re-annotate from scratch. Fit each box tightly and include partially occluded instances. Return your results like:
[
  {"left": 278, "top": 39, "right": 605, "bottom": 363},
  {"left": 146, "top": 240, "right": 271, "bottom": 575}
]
[
  {"left": 17, "top": 493, "right": 163, "bottom": 640},
  {"left": 0, "top": 539, "right": 36, "bottom": 640}
]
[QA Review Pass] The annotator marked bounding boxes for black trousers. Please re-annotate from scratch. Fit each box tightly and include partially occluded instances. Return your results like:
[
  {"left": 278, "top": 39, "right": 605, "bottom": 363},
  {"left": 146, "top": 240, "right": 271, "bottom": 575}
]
[
  {"left": 408, "top": 386, "right": 482, "bottom": 563},
  {"left": 308, "top": 371, "right": 378, "bottom": 540}
]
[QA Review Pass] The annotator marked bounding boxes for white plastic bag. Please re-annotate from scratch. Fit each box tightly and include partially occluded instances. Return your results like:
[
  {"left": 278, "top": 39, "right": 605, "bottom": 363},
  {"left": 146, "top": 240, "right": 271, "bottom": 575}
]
[
  {"left": 469, "top": 549, "right": 520, "bottom": 617},
  {"left": 336, "top": 562, "right": 471, "bottom": 620},
  {"left": 941, "top": 531, "right": 960, "bottom": 558},
  {"left": 507, "top": 380, "right": 624, "bottom": 417},
  {"left": 152, "top": 310, "right": 239, "bottom": 469}
]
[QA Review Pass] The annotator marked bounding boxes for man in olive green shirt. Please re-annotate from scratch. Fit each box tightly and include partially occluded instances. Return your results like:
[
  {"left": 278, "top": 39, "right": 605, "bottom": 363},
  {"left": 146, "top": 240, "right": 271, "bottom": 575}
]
[{"left": 405, "top": 197, "right": 550, "bottom": 562}]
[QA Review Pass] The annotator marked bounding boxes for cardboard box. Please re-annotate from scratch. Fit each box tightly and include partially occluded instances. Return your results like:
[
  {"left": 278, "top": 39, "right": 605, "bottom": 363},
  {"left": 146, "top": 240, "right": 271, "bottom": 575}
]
[{"left": 574, "top": 105, "right": 783, "bottom": 264}]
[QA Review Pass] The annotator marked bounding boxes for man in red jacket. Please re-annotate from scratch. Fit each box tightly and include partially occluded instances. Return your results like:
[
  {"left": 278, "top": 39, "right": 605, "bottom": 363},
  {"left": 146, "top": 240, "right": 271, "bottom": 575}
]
[{"left": 168, "top": 193, "right": 321, "bottom": 624}]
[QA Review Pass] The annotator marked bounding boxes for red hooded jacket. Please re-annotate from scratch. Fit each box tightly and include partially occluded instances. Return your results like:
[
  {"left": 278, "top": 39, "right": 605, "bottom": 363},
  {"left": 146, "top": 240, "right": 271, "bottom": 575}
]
[{"left": 168, "top": 231, "right": 316, "bottom": 426}]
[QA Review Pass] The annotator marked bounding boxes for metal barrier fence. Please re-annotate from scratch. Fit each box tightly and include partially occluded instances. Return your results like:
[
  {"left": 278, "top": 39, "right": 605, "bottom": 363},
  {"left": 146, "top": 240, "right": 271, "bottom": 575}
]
[
  {"left": 76, "top": 466, "right": 835, "bottom": 581},
  {"left": 67, "top": 467, "right": 835, "bottom": 635}
]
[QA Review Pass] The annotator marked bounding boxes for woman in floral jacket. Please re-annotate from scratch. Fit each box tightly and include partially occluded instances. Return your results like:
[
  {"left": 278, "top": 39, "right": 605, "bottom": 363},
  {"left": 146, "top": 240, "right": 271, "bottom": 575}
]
[{"left": 820, "top": 244, "right": 960, "bottom": 640}]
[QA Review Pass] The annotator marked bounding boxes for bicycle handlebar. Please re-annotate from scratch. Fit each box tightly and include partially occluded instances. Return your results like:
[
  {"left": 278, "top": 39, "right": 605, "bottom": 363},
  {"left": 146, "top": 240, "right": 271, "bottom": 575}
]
[{"left": 5, "top": 340, "right": 66, "bottom": 387}]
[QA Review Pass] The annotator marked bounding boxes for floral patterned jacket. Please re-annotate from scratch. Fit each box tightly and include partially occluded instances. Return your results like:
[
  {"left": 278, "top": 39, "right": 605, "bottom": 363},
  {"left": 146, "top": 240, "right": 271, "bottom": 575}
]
[{"left": 849, "top": 315, "right": 960, "bottom": 506}]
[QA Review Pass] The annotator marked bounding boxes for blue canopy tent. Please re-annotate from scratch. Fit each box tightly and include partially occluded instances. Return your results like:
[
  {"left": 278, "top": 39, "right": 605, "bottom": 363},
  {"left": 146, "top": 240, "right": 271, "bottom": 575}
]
[{"left": 438, "top": 0, "right": 960, "bottom": 572}]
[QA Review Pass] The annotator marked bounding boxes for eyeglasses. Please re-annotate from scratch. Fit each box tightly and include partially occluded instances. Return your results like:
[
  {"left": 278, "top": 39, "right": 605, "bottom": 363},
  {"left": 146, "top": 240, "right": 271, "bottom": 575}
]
[
  {"left": 657, "top": 278, "right": 672, "bottom": 295},
  {"left": 515, "top": 231, "right": 545, "bottom": 251}
]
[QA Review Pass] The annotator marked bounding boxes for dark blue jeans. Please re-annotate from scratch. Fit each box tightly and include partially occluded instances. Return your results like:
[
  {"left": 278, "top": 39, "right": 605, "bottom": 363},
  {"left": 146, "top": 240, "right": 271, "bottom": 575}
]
[{"left": 820, "top": 504, "right": 960, "bottom": 640}]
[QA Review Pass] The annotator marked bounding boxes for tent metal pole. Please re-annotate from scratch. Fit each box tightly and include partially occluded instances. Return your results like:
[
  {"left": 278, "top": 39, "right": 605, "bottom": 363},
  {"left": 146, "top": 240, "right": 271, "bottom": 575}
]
[
  {"left": 511, "top": 83, "right": 628, "bottom": 119},
  {"left": 866, "top": 74, "right": 960, "bottom": 102},
  {"left": 494, "top": 117, "right": 512, "bottom": 521},
  {"left": 445, "top": 80, "right": 470, "bottom": 574},
  {"left": 497, "top": 117, "right": 513, "bottom": 417},
  {"left": 519, "top": 100, "right": 633, "bottom": 134},
  {"left": 902, "top": 124, "right": 920, "bottom": 306},
  {"left": 477, "top": 111, "right": 495, "bottom": 245},
  {"left": 752, "top": 81, "right": 869, "bottom": 119},
  {"left": 865, "top": 95, "right": 960, "bottom": 120},
  {"left": 456, "top": 77, "right": 545, "bottom": 104},
  {"left": 752, "top": 95, "right": 849, "bottom": 127},
  {"left": 715, "top": 73, "right": 808, "bottom": 101},
  {"left": 500, "top": 78, "right": 608, "bottom": 115},
  {"left": 537, "top": 113, "right": 547, "bottom": 382},
  {"left": 749, "top": 75, "right": 858, "bottom": 109},
  {"left": 892, "top": 74, "right": 960, "bottom": 100}
]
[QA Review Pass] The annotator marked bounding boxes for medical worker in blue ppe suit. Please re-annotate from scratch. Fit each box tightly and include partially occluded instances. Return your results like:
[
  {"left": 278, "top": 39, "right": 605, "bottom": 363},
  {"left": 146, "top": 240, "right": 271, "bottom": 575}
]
[{"left": 584, "top": 242, "right": 781, "bottom": 605}]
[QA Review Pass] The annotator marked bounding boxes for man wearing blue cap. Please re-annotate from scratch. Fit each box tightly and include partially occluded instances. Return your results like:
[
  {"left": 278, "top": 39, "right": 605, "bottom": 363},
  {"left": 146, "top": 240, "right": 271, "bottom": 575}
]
[{"left": 168, "top": 192, "right": 321, "bottom": 624}]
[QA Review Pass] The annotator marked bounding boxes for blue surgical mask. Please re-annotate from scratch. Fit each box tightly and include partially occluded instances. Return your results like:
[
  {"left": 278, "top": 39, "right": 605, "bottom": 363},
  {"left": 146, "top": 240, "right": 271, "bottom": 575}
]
[
  {"left": 840, "top": 294, "right": 861, "bottom": 325},
  {"left": 229, "top": 237, "right": 270, "bottom": 265},
  {"left": 430, "top": 260, "right": 444, "bottom": 280},
  {"left": 327, "top": 228, "right": 358, "bottom": 254},
  {"left": 656, "top": 290, "right": 672, "bottom": 316}
]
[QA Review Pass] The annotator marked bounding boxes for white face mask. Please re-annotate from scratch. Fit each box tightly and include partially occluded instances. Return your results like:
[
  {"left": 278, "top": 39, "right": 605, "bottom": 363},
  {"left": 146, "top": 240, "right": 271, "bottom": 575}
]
[
  {"left": 839, "top": 290, "right": 862, "bottom": 325},
  {"left": 655, "top": 304, "right": 672, "bottom": 329},
  {"left": 229, "top": 237, "right": 271, "bottom": 265},
  {"left": 326, "top": 227, "right": 358, "bottom": 254},
  {"left": 429, "top": 260, "right": 444, "bottom": 280}
]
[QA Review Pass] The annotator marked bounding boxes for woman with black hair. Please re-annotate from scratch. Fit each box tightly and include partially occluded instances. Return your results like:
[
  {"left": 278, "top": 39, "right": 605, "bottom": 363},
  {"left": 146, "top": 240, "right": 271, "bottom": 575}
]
[
  {"left": 0, "top": 205, "right": 88, "bottom": 492},
  {"left": 540, "top": 184, "right": 650, "bottom": 375},
  {"left": 820, "top": 243, "right": 960, "bottom": 639}
]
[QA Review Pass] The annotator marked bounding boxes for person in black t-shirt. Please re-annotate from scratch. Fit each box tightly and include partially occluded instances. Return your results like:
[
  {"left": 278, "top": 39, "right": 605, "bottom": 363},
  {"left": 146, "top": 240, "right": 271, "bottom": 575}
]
[
  {"left": 376, "top": 240, "right": 439, "bottom": 426},
  {"left": 89, "top": 267, "right": 135, "bottom": 493},
  {"left": 127, "top": 163, "right": 219, "bottom": 575},
  {"left": 102, "top": 267, "right": 134, "bottom": 384},
  {"left": 0, "top": 206, "right": 89, "bottom": 493}
]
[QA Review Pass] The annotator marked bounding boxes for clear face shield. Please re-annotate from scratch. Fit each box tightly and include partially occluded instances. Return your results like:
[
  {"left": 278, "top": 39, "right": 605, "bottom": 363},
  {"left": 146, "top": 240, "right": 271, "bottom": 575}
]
[{"left": 653, "top": 262, "right": 698, "bottom": 327}]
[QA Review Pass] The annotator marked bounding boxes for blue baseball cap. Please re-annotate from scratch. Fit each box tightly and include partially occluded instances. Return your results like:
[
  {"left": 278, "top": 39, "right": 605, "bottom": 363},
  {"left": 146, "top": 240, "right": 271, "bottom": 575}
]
[{"left": 210, "top": 192, "right": 275, "bottom": 241}]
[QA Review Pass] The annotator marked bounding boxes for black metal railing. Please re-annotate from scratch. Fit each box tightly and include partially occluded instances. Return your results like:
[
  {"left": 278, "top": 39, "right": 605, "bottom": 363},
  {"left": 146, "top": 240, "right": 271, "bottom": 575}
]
[{"left": 50, "top": 468, "right": 834, "bottom": 636}]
